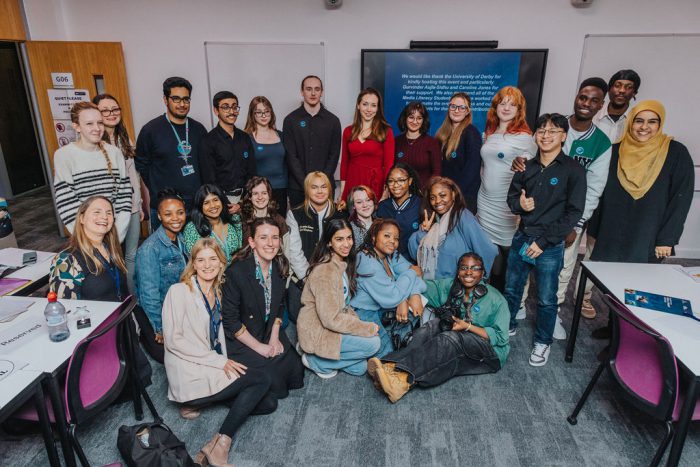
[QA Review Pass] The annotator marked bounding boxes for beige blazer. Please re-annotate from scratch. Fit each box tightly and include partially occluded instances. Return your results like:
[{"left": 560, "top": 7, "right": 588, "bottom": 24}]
[
  {"left": 162, "top": 278, "right": 233, "bottom": 403},
  {"left": 297, "top": 255, "right": 376, "bottom": 360}
]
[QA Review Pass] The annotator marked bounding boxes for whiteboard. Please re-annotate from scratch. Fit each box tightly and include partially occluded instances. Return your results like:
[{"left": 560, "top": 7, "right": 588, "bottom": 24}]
[
  {"left": 204, "top": 42, "right": 325, "bottom": 130},
  {"left": 578, "top": 34, "right": 700, "bottom": 258}
]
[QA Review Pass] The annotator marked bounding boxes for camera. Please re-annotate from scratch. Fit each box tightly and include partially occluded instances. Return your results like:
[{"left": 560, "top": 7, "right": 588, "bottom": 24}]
[
  {"left": 325, "top": 0, "right": 342, "bottom": 9},
  {"left": 433, "top": 284, "right": 489, "bottom": 332}
]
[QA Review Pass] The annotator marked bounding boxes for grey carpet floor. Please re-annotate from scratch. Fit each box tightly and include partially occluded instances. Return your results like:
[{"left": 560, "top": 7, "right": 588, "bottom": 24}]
[{"left": 1, "top": 189, "right": 698, "bottom": 466}]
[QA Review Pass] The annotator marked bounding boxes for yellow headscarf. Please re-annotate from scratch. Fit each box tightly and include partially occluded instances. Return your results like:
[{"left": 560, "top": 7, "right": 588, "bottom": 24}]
[{"left": 617, "top": 100, "right": 673, "bottom": 200}]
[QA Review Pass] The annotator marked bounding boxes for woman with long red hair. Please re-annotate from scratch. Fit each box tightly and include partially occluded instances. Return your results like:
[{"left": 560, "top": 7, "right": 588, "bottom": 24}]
[
  {"left": 477, "top": 86, "right": 536, "bottom": 291},
  {"left": 339, "top": 88, "right": 395, "bottom": 201}
]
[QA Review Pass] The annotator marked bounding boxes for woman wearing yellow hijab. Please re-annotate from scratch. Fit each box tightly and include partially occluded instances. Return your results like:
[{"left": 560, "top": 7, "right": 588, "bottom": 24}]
[{"left": 588, "top": 100, "right": 694, "bottom": 263}]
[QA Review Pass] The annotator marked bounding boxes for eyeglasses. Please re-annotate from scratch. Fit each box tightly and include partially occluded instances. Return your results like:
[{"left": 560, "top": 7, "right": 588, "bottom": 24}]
[
  {"left": 99, "top": 107, "right": 121, "bottom": 116},
  {"left": 458, "top": 265, "right": 484, "bottom": 272},
  {"left": 168, "top": 96, "right": 191, "bottom": 104},
  {"left": 219, "top": 104, "right": 240, "bottom": 112},
  {"left": 254, "top": 110, "right": 271, "bottom": 117},
  {"left": 535, "top": 129, "right": 565, "bottom": 137},
  {"left": 449, "top": 104, "right": 469, "bottom": 112},
  {"left": 387, "top": 178, "right": 409, "bottom": 186}
]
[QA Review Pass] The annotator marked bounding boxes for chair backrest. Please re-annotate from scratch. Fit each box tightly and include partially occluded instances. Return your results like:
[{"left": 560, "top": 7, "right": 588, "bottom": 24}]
[
  {"left": 64, "top": 296, "right": 136, "bottom": 425},
  {"left": 606, "top": 294, "right": 678, "bottom": 422}
]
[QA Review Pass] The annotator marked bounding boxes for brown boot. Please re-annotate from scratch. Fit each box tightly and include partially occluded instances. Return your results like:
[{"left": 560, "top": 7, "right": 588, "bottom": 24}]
[
  {"left": 367, "top": 358, "right": 394, "bottom": 392},
  {"left": 199, "top": 433, "right": 235, "bottom": 467},
  {"left": 193, "top": 435, "right": 217, "bottom": 466},
  {"left": 373, "top": 362, "right": 411, "bottom": 403}
]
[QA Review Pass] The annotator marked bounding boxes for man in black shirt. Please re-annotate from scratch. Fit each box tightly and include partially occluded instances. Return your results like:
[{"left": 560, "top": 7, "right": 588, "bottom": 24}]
[
  {"left": 504, "top": 113, "right": 586, "bottom": 367},
  {"left": 136, "top": 77, "right": 208, "bottom": 228},
  {"left": 199, "top": 91, "right": 256, "bottom": 215},
  {"left": 283, "top": 75, "right": 341, "bottom": 208}
]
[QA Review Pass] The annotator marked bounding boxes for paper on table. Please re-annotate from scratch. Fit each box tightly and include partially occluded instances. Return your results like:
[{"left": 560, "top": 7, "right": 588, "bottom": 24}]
[
  {"left": 0, "top": 248, "right": 54, "bottom": 267},
  {"left": 0, "top": 297, "right": 36, "bottom": 321},
  {"left": 0, "top": 359, "right": 29, "bottom": 382}
]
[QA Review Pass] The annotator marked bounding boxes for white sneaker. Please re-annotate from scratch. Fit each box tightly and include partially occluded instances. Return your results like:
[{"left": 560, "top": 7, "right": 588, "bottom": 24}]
[
  {"left": 553, "top": 315, "right": 567, "bottom": 340},
  {"left": 301, "top": 353, "right": 338, "bottom": 379},
  {"left": 515, "top": 306, "right": 526, "bottom": 320},
  {"left": 508, "top": 327, "right": 517, "bottom": 337},
  {"left": 529, "top": 343, "right": 551, "bottom": 367}
]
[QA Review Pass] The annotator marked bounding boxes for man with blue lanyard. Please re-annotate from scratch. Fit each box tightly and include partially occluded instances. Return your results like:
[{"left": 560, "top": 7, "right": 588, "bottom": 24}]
[{"left": 136, "top": 77, "right": 208, "bottom": 228}]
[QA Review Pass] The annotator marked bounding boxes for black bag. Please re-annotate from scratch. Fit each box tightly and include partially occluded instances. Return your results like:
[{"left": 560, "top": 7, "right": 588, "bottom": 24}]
[{"left": 117, "top": 421, "right": 195, "bottom": 467}]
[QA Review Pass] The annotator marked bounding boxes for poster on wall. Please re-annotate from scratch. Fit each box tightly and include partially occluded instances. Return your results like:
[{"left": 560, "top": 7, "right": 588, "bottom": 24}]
[{"left": 47, "top": 89, "right": 90, "bottom": 146}]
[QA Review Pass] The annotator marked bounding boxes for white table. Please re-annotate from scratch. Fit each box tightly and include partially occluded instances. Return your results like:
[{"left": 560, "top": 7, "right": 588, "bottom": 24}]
[
  {"left": 2, "top": 249, "right": 55, "bottom": 296},
  {"left": 0, "top": 296, "right": 122, "bottom": 467},
  {"left": 0, "top": 368, "right": 60, "bottom": 466},
  {"left": 566, "top": 261, "right": 700, "bottom": 467}
]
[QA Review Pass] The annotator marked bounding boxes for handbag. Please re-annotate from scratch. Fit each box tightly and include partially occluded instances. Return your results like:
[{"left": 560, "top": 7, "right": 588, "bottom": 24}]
[{"left": 117, "top": 420, "right": 195, "bottom": 467}]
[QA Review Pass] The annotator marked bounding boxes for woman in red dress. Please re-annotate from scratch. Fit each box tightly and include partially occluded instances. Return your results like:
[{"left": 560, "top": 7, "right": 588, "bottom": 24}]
[{"left": 339, "top": 88, "right": 395, "bottom": 201}]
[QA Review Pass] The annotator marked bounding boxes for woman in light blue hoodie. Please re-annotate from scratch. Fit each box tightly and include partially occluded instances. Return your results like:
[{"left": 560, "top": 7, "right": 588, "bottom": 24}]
[{"left": 350, "top": 218, "right": 426, "bottom": 357}]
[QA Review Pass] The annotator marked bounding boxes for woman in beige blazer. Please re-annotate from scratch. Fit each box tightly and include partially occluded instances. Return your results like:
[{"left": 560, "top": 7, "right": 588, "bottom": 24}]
[
  {"left": 162, "top": 237, "right": 277, "bottom": 467},
  {"left": 297, "top": 218, "right": 381, "bottom": 378}
]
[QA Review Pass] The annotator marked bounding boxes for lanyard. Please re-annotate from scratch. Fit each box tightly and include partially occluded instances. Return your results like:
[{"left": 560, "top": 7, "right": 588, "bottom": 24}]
[
  {"left": 195, "top": 278, "right": 222, "bottom": 354},
  {"left": 96, "top": 250, "right": 122, "bottom": 301},
  {"left": 164, "top": 114, "right": 191, "bottom": 158}
]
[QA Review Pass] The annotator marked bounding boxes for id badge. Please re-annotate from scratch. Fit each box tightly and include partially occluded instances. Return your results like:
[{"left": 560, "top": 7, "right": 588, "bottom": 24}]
[
  {"left": 519, "top": 242, "right": 536, "bottom": 265},
  {"left": 181, "top": 164, "right": 195, "bottom": 176}
]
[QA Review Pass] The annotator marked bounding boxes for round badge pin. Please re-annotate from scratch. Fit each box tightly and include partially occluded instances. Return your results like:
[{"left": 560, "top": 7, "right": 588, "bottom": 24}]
[
  {"left": 497, "top": 152, "right": 505, "bottom": 159},
  {"left": 576, "top": 146, "right": 584, "bottom": 155},
  {"left": 243, "top": 151, "right": 249, "bottom": 159},
  {"left": 397, "top": 151, "right": 404, "bottom": 159},
  {"left": 412, "top": 221, "right": 419, "bottom": 230},
  {"left": 300, "top": 120, "right": 307, "bottom": 128},
  {"left": 451, "top": 151, "right": 457, "bottom": 159},
  {"left": 257, "top": 146, "right": 264, "bottom": 151},
  {"left": 550, "top": 177, "right": 559, "bottom": 186}
]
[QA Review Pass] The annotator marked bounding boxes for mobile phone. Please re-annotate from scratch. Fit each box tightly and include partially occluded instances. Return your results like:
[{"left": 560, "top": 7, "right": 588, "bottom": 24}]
[{"left": 22, "top": 251, "right": 37, "bottom": 265}]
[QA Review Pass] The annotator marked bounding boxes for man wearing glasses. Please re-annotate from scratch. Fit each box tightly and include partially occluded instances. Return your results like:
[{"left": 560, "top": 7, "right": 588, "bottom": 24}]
[
  {"left": 283, "top": 75, "right": 341, "bottom": 209},
  {"left": 504, "top": 113, "right": 586, "bottom": 367},
  {"left": 199, "top": 91, "right": 257, "bottom": 214},
  {"left": 136, "top": 77, "right": 208, "bottom": 226}
]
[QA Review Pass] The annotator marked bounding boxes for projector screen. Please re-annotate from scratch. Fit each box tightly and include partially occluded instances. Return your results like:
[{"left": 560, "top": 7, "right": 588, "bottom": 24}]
[{"left": 362, "top": 49, "right": 548, "bottom": 136}]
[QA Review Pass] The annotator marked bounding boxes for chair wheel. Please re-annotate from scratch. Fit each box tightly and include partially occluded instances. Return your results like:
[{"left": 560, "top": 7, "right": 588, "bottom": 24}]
[{"left": 567, "top": 416, "right": 577, "bottom": 425}]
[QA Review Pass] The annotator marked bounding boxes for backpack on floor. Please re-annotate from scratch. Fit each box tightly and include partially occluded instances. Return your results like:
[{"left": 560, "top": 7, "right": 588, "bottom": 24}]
[{"left": 117, "top": 420, "right": 195, "bottom": 467}]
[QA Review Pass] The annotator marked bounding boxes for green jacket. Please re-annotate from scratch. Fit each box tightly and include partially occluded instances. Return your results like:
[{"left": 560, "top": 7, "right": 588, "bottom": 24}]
[{"left": 424, "top": 279, "right": 510, "bottom": 366}]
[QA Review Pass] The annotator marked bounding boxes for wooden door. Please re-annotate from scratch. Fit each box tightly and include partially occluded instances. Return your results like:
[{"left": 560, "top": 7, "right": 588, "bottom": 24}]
[{"left": 24, "top": 41, "right": 134, "bottom": 173}]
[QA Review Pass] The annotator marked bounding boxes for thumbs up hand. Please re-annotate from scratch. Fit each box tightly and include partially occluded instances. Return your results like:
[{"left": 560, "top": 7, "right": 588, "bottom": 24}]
[{"left": 520, "top": 189, "right": 535, "bottom": 212}]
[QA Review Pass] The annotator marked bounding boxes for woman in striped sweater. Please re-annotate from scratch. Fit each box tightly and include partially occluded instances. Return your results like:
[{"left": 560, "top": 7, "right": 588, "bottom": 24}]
[{"left": 53, "top": 102, "right": 132, "bottom": 241}]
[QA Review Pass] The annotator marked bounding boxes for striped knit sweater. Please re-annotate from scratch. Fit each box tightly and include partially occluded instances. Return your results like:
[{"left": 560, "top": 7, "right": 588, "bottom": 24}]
[{"left": 53, "top": 142, "right": 133, "bottom": 241}]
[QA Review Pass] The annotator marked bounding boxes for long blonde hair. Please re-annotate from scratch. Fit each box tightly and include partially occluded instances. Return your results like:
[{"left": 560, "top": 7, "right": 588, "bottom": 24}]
[
  {"left": 69, "top": 196, "right": 126, "bottom": 275},
  {"left": 435, "top": 92, "right": 473, "bottom": 159},
  {"left": 180, "top": 238, "right": 227, "bottom": 297}
]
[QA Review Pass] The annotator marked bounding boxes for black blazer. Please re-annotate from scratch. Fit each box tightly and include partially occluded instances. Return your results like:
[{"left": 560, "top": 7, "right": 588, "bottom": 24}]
[{"left": 222, "top": 254, "right": 289, "bottom": 361}]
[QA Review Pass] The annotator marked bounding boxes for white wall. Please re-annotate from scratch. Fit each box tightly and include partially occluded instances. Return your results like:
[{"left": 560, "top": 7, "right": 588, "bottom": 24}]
[{"left": 22, "top": 0, "right": 700, "bottom": 255}]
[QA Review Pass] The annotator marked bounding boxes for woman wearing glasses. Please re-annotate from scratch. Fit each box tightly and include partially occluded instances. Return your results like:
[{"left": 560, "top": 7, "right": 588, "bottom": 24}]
[
  {"left": 244, "top": 97, "right": 289, "bottom": 217},
  {"left": 366, "top": 253, "right": 510, "bottom": 403},
  {"left": 477, "top": 87, "right": 536, "bottom": 291},
  {"left": 93, "top": 93, "right": 145, "bottom": 294},
  {"left": 376, "top": 163, "right": 423, "bottom": 261},
  {"left": 394, "top": 101, "right": 441, "bottom": 189},
  {"left": 435, "top": 92, "right": 483, "bottom": 213},
  {"left": 339, "top": 88, "right": 395, "bottom": 201}
]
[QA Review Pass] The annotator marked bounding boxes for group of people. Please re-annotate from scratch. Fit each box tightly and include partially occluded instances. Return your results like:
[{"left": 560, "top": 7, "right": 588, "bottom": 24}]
[{"left": 47, "top": 70, "right": 694, "bottom": 465}]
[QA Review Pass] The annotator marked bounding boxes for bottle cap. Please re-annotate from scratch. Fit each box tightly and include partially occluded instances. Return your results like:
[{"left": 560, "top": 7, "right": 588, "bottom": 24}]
[{"left": 47, "top": 292, "right": 57, "bottom": 302}]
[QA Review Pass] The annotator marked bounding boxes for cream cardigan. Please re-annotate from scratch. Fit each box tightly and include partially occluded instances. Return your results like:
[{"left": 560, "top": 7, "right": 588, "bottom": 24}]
[{"left": 162, "top": 278, "right": 233, "bottom": 403}]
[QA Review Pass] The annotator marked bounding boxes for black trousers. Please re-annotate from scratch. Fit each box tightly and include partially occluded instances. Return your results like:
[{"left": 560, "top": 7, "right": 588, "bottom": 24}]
[
  {"left": 185, "top": 368, "right": 277, "bottom": 438},
  {"left": 383, "top": 318, "right": 500, "bottom": 387},
  {"left": 488, "top": 245, "right": 510, "bottom": 293},
  {"left": 133, "top": 305, "right": 164, "bottom": 364}
]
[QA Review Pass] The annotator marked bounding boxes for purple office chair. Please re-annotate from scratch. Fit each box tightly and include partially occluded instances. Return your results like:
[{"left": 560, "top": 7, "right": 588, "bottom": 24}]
[
  {"left": 15, "top": 296, "right": 159, "bottom": 466},
  {"left": 567, "top": 294, "right": 700, "bottom": 466}
]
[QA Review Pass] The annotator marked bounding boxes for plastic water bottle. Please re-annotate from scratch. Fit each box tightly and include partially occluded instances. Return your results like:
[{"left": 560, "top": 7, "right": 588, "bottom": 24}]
[{"left": 44, "top": 292, "right": 70, "bottom": 342}]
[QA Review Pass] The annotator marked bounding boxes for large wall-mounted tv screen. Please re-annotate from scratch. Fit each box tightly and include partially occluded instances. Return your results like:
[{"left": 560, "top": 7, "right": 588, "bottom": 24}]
[{"left": 362, "top": 49, "right": 548, "bottom": 136}]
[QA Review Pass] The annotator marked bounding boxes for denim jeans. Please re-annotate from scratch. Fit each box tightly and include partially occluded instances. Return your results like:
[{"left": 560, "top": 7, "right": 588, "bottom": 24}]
[
  {"left": 504, "top": 231, "right": 564, "bottom": 345},
  {"left": 304, "top": 334, "right": 381, "bottom": 376},
  {"left": 353, "top": 308, "right": 394, "bottom": 358}
]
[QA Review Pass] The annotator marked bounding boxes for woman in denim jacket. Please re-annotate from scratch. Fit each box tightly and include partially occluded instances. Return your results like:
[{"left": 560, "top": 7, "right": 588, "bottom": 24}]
[{"left": 135, "top": 189, "right": 188, "bottom": 363}]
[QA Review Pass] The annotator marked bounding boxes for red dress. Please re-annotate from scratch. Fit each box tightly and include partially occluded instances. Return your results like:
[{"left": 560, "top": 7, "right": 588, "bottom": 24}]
[{"left": 340, "top": 126, "right": 395, "bottom": 200}]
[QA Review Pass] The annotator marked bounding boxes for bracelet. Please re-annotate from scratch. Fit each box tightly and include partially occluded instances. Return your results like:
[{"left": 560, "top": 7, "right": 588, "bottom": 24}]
[
  {"left": 274, "top": 317, "right": 282, "bottom": 326},
  {"left": 465, "top": 322, "right": 472, "bottom": 333},
  {"left": 234, "top": 324, "right": 247, "bottom": 338}
]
